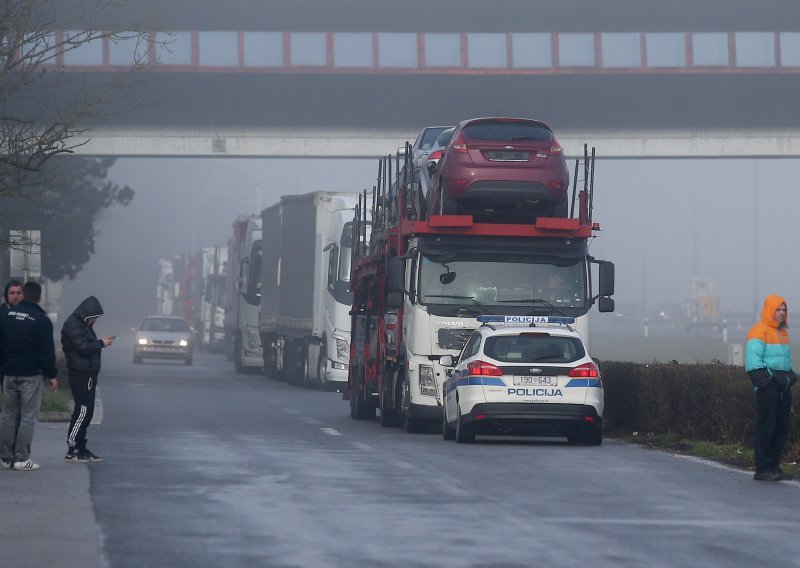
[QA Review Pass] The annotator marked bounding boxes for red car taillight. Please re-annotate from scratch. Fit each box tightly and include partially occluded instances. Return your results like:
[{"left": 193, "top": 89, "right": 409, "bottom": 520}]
[
  {"left": 568, "top": 362, "right": 599, "bottom": 378},
  {"left": 427, "top": 149, "right": 444, "bottom": 162},
  {"left": 467, "top": 360, "right": 504, "bottom": 376},
  {"left": 550, "top": 137, "right": 563, "bottom": 155},
  {"left": 451, "top": 132, "right": 468, "bottom": 153}
]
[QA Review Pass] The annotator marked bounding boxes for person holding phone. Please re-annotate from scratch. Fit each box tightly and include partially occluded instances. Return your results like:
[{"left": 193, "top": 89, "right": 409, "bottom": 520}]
[{"left": 61, "top": 296, "right": 115, "bottom": 463}]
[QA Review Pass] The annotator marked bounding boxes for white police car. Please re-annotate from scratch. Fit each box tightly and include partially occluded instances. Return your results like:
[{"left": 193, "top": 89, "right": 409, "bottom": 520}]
[{"left": 440, "top": 315, "right": 603, "bottom": 444}]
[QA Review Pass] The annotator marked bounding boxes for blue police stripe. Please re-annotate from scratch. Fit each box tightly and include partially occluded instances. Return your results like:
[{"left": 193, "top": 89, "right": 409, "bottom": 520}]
[
  {"left": 457, "top": 377, "right": 506, "bottom": 387},
  {"left": 565, "top": 378, "right": 602, "bottom": 388}
]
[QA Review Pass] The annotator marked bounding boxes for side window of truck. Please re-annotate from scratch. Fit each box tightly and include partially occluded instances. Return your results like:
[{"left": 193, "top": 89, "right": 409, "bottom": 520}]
[
  {"left": 459, "top": 333, "right": 481, "bottom": 363},
  {"left": 327, "top": 246, "right": 338, "bottom": 291}
]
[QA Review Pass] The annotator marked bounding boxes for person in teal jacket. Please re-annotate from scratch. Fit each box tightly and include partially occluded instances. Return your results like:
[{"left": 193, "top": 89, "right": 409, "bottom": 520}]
[{"left": 745, "top": 294, "right": 797, "bottom": 481}]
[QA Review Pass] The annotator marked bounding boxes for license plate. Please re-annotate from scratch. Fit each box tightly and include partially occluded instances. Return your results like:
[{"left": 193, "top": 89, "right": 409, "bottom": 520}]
[
  {"left": 487, "top": 150, "right": 530, "bottom": 162},
  {"left": 513, "top": 375, "right": 557, "bottom": 386}
]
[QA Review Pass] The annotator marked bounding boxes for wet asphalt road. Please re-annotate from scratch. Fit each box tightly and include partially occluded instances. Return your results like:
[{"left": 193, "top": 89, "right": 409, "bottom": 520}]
[{"left": 89, "top": 339, "right": 800, "bottom": 567}]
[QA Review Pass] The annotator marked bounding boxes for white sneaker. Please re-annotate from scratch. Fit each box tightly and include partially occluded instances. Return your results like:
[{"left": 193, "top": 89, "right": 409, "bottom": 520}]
[{"left": 13, "top": 459, "right": 40, "bottom": 471}]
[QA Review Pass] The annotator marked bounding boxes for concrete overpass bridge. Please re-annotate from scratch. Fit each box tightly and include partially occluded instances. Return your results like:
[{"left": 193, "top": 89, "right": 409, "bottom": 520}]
[{"left": 37, "top": 0, "right": 800, "bottom": 158}]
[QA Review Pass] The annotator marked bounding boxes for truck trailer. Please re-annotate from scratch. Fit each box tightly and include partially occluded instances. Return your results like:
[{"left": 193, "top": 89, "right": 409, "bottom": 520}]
[
  {"left": 347, "top": 144, "right": 615, "bottom": 432},
  {"left": 259, "top": 191, "right": 360, "bottom": 389}
]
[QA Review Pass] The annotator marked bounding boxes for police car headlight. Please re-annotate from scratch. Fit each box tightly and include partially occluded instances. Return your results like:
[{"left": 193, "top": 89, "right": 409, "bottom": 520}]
[
  {"left": 335, "top": 337, "right": 349, "bottom": 361},
  {"left": 138, "top": 338, "right": 148, "bottom": 345},
  {"left": 179, "top": 339, "right": 189, "bottom": 347},
  {"left": 419, "top": 365, "right": 437, "bottom": 396}
]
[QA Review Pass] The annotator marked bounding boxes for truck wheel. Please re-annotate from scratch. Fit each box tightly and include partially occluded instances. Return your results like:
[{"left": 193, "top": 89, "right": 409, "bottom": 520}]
[
  {"left": 317, "top": 352, "right": 329, "bottom": 390},
  {"left": 379, "top": 370, "right": 402, "bottom": 427},
  {"left": 401, "top": 379, "right": 424, "bottom": 434},
  {"left": 185, "top": 355, "right": 193, "bottom": 366},
  {"left": 442, "top": 407, "right": 456, "bottom": 440},
  {"left": 349, "top": 369, "right": 375, "bottom": 420},
  {"left": 133, "top": 355, "right": 142, "bottom": 364},
  {"left": 455, "top": 400, "right": 475, "bottom": 444},
  {"left": 234, "top": 335, "right": 244, "bottom": 374}
]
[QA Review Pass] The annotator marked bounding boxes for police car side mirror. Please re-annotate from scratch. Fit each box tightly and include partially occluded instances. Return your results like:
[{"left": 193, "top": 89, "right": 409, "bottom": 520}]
[{"left": 439, "top": 355, "right": 455, "bottom": 367}]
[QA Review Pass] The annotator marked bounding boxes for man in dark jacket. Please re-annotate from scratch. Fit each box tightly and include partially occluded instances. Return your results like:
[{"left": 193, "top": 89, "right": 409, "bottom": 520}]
[
  {"left": 61, "top": 296, "right": 115, "bottom": 463},
  {"left": 0, "top": 281, "right": 58, "bottom": 471}
]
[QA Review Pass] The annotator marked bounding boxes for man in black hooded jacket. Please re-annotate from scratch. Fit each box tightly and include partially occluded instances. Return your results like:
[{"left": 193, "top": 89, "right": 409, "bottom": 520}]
[{"left": 61, "top": 296, "right": 115, "bottom": 462}]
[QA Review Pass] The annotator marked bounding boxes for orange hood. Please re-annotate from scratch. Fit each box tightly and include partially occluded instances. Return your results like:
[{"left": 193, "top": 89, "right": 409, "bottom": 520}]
[{"left": 761, "top": 294, "right": 788, "bottom": 329}]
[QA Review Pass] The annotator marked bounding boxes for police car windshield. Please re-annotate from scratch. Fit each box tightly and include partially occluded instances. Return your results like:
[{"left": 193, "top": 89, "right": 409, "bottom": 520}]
[
  {"left": 484, "top": 335, "right": 585, "bottom": 364},
  {"left": 418, "top": 255, "right": 586, "bottom": 310}
]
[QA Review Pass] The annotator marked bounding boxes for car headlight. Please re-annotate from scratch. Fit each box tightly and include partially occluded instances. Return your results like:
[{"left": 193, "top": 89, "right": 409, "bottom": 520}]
[
  {"left": 138, "top": 338, "right": 147, "bottom": 345},
  {"left": 179, "top": 339, "right": 189, "bottom": 347},
  {"left": 335, "top": 337, "right": 349, "bottom": 361},
  {"left": 419, "top": 365, "right": 437, "bottom": 397}
]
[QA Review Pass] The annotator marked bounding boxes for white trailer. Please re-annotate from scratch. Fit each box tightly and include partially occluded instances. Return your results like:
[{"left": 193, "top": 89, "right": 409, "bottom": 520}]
[{"left": 259, "top": 191, "right": 358, "bottom": 389}]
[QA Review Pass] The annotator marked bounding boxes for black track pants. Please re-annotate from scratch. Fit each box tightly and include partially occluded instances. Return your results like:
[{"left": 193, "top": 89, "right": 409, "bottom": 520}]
[
  {"left": 754, "top": 386, "right": 792, "bottom": 473},
  {"left": 67, "top": 372, "right": 97, "bottom": 451}
]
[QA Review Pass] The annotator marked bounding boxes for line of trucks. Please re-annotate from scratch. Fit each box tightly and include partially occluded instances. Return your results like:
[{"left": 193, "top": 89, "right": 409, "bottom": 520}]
[{"left": 158, "top": 129, "right": 616, "bottom": 435}]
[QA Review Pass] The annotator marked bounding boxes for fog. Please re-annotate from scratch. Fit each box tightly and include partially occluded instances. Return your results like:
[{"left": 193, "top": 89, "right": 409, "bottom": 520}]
[{"left": 62, "top": 155, "right": 799, "bottom": 335}]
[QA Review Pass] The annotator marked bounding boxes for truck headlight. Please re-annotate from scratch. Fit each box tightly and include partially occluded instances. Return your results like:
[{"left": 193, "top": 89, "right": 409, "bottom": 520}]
[
  {"left": 138, "top": 338, "right": 148, "bottom": 345},
  {"left": 419, "top": 365, "right": 437, "bottom": 397},
  {"left": 179, "top": 339, "right": 189, "bottom": 347},
  {"left": 335, "top": 337, "right": 349, "bottom": 361}
]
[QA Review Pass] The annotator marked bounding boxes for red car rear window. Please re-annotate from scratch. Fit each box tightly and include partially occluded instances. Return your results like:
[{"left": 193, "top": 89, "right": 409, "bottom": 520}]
[{"left": 462, "top": 121, "right": 552, "bottom": 143}]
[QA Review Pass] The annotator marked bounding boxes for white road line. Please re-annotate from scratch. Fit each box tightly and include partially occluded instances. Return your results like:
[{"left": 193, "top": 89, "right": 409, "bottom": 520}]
[
  {"left": 320, "top": 428, "right": 341, "bottom": 436},
  {"left": 301, "top": 417, "right": 322, "bottom": 425},
  {"left": 284, "top": 408, "right": 301, "bottom": 415}
]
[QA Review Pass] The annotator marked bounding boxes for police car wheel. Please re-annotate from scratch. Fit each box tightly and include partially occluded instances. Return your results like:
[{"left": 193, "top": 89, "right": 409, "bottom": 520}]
[
  {"left": 455, "top": 402, "right": 475, "bottom": 444},
  {"left": 442, "top": 409, "right": 456, "bottom": 440},
  {"left": 583, "top": 428, "right": 603, "bottom": 446}
]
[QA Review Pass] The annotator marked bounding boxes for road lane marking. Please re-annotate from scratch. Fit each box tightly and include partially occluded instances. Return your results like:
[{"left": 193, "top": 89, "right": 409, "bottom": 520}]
[
  {"left": 284, "top": 408, "right": 301, "bottom": 415},
  {"left": 301, "top": 417, "right": 322, "bottom": 425},
  {"left": 320, "top": 428, "right": 341, "bottom": 436}
]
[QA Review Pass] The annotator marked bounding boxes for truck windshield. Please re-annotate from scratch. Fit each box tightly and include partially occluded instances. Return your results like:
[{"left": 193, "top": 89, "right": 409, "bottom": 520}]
[{"left": 418, "top": 254, "right": 586, "bottom": 312}]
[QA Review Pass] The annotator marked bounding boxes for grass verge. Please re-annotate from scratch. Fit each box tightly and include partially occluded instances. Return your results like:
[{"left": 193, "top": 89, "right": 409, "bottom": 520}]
[
  {"left": 0, "top": 386, "right": 71, "bottom": 413},
  {"left": 611, "top": 430, "right": 800, "bottom": 477}
]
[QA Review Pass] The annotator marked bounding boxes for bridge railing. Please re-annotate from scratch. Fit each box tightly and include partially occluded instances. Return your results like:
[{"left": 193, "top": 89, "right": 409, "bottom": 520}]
[{"left": 37, "top": 29, "right": 800, "bottom": 75}]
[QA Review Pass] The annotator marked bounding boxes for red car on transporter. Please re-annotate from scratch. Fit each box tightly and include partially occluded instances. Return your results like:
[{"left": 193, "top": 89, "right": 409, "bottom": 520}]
[{"left": 427, "top": 117, "right": 570, "bottom": 222}]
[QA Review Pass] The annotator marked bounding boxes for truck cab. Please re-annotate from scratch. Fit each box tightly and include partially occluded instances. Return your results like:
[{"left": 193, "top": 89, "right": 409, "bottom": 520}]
[
  {"left": 320, "top": 215, "right": 360, "bottom": 388},
  {"left": 382, "top": 232, "right": 613, "bottom": 431}
]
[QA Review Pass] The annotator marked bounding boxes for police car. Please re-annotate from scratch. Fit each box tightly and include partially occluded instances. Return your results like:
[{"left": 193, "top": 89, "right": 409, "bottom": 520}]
[{"left": 440, "top": 315, "right": 603, "bottom": 445}]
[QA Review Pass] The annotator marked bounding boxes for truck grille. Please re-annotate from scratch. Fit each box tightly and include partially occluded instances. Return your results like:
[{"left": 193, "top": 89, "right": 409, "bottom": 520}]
[{"left": 437, "top": 328, "right": 475, "bottom": 350}]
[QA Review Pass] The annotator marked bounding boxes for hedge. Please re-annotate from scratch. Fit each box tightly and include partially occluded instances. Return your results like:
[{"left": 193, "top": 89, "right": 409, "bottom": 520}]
[{"left": 601, "top": 361, "right": 800, "bottom": 459}]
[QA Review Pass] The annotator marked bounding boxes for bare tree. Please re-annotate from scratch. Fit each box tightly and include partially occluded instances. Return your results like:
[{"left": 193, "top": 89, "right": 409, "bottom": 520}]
[{"left": 0, "top": 0, "right": 158, "bottom": 204}]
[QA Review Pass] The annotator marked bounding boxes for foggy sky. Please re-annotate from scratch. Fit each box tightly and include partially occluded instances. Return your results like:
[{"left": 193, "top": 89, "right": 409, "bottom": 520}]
[{"left": 62, "top": 156, "right": 800, "bottom": 332}]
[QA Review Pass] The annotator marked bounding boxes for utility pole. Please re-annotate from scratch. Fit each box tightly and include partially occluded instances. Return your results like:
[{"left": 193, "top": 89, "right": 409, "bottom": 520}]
[{"left": 753, "top": 160, "right": 759, "bottom": 321}]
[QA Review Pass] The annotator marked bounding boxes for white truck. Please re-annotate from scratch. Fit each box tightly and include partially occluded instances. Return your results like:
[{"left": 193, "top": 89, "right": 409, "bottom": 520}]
[
  {"left": 197, "top": 245, "right": 228, "bottom": 351},
  {"left": 259, "top": 191, "right": 359, "bottom": 389},
  {"left": 155, "top": 259, "right": 175, "bottom": 316},
  {"left": 224, "top": 214, "right": 263, "bottom": 373}
]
